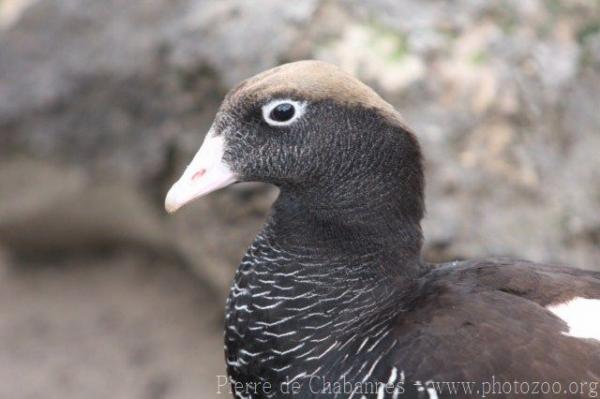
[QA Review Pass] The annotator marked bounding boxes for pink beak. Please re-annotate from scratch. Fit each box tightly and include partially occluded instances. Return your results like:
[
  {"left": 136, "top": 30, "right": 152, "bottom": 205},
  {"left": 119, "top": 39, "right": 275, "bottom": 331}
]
[{"left": 164, "top": 128, "right": 237, "bottom": 213}]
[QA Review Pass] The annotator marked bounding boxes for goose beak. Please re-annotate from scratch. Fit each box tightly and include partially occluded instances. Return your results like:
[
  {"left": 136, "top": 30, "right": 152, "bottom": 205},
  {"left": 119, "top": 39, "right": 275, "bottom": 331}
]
[{"left": 165, "top": 128, "right": 237, "bottom": 213}]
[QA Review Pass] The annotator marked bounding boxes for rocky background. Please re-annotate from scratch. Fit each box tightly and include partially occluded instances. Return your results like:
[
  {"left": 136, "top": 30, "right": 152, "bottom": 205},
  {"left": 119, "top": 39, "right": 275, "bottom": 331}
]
[{"left": 0, "top": 0, "right": 599, "bottom": 398}]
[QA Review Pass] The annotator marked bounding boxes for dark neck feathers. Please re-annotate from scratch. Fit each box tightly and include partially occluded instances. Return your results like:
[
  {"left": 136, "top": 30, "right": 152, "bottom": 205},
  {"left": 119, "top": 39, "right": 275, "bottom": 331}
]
[{"left": 269, "top": 114, "right": 426, "bottom": 279}]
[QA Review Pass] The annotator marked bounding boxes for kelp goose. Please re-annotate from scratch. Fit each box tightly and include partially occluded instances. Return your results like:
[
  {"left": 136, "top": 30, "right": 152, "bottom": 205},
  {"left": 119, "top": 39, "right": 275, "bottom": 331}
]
[{"left": 165, "top": 61, "right": 600, "bottom": 398}]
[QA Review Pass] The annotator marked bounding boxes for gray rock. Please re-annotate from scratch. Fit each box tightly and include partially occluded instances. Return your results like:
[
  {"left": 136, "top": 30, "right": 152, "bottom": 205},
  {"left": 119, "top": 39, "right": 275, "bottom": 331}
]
[{"left": 0, "top": 0, "right": 318, "bottom": 183}]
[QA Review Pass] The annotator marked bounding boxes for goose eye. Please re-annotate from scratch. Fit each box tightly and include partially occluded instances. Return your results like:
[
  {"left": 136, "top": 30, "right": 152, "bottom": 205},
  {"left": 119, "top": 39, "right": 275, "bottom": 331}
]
[
  {"left": 262, "top": 99, "right": 306, "bottom": 127},
  {"left": 270, "top": 103, "right": 295, "bottom": 122}
]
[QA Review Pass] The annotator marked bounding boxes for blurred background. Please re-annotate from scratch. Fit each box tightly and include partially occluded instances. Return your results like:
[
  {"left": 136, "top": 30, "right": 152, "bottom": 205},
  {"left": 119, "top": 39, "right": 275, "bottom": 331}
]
[{"left": 0, "top": 0, "right": 599, "bottom": 398}]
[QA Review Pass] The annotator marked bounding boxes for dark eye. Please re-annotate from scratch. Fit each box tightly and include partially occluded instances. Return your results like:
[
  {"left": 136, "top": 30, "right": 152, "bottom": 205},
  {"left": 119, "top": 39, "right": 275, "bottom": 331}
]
[
  {"left": 262, "top": 100, "right": 306, "bottom": 126},
  {"left": 269, "top": 103, "right": 295, "bottom": 122}
]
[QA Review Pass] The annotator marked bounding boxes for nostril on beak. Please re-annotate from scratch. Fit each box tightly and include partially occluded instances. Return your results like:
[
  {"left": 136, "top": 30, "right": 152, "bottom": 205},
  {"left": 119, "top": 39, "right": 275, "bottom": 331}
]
[{"left": 192, "top": 169, "right": 206, "bottom": 180}]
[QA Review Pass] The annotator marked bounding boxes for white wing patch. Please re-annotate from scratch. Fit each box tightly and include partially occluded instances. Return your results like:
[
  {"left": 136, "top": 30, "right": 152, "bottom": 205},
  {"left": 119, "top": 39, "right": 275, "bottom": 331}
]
[{"left": 547, "top": 297, "right": 600, "bottom": 341}]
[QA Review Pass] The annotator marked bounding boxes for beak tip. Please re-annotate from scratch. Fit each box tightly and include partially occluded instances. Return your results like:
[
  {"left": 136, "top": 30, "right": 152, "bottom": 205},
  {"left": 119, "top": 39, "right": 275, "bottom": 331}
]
[
  {"left": 164, "top": 186, "right": 182, "bottom": 214},
  {"left": 164, "top": 203, "right": 179, "bottom": 214}
]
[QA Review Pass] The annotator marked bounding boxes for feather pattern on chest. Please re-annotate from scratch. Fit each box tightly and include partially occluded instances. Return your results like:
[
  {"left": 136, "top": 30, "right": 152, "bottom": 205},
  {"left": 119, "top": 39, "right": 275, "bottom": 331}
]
[{"left": 224, "top": 231, "right": 415, "bottom": 399}]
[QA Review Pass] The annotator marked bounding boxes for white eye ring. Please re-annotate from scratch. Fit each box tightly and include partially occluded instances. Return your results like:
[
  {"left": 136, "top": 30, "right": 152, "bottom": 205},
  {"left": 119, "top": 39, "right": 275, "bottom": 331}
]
[{"left": 262, "top": 99, "right": 306, "bottom": 127}]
